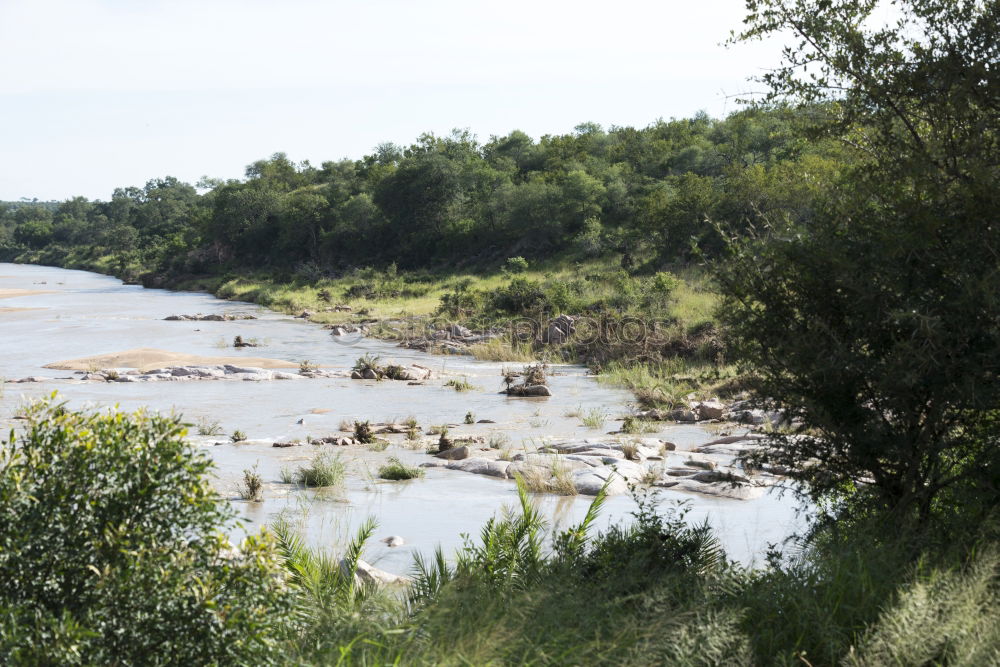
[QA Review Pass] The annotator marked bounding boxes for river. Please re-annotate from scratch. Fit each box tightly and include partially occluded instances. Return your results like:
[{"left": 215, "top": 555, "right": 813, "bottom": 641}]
[{"left": 0, "top": 263, "right": 805, "bottom": 572}]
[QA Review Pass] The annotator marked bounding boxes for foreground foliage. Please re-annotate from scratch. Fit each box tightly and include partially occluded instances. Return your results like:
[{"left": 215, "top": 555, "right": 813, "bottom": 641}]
[
  {"left": 2, "top": 401, "right": 998, "bottom": 665},
  {"left": 0, "top": 398, "right": 289, "bottom": 665}
]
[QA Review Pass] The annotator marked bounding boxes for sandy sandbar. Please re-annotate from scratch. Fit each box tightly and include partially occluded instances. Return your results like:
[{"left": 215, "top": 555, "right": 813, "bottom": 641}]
[
  {"left": 44, "top": 347, "right": 300, "bottom": 372},
  {"left": 0, "top": 307, "right": 44, "bottom": 313},
  {"left": 0, "top": 288, "right": 54, "bottom": 299}
]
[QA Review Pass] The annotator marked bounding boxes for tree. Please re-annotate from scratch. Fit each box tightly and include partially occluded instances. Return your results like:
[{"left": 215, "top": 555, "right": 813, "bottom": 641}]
[
  {"left": 717, "top": 0, "right": 1000, "bottom": 523},
  {"left": 12, "top": 220, "right": 53, "bottom": 249},
  {"left": 0, "top": 399, "right": 289, "bottom": 663}
]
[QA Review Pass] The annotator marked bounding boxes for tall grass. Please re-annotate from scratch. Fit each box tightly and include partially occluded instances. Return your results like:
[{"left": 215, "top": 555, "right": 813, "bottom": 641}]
[
  {"left": 445, "top": 377, "right": 477, "bottom": 392},
  {"left": 195, "top": 416, "right": 223, "bottom": 436},
  {"left": 378, "top": 457, "right": 425, "bottom": 481},
  {"left": 294, "top": 452, "right": 345, "bottom": 488},
  {"left": 263, "top": 473, "right": 1000, "bottom": 665},
  {"left": 517, "top": 465, "right": 577, "bottom": 496},
  {"left": 580, "top": 408, "right": 607, "bottom": 430},
  {"left": 236, "top": 465, "right": 264, "bottom": 501},
  {"left": 468, "top": 337, "right": 536, "bottom": 362}
]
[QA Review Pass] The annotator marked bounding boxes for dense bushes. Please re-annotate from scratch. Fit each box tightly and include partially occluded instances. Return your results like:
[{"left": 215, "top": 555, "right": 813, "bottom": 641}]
[{"left": 0, "top": 398, "right": 289, "bottom": 665}]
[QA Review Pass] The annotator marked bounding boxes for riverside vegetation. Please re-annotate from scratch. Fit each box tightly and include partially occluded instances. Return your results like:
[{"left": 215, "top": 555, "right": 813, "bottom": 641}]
[{"left": 3, "top": 0, "right": 1000, "bottom": 663}]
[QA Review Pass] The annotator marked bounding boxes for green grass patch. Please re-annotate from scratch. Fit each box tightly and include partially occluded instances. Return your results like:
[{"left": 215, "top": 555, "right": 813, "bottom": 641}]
[
  {"left": 294, "top": 452, "right": 345, "bottom": 488},
  {"left": 378, "top": 457, "right": 425, "bottom": 481}
]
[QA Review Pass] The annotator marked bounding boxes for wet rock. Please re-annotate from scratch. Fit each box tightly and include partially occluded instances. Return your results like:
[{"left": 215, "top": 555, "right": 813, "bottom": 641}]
[
  {"left": 351, "top": 370, "right": 363, "bottom": 379},
  {"left": 562, "top": 455, "right": 606, "bottom": 468},
  {"left": 393, "top": 366, "right": 431, "bottom": 381},
  {"left": 272, "top": 441, "right": 299, "bottom": 448},
  {"left": 447, "top": 458, "right": 511, "bottom": 478},
  {"left": 572, "top": 468, "right": 629, "bottom": 496},
  {"left": 685, "top": 458, "right": 717, "bottom": 471},
  {"left": 695, "top": 401, "right": 726, "bottom": 420},
  {"left": 691, "top": 470, "right": 749, "bottom": 484},
  {"left": 505, "top": 384, "right": 552, "bottom": 397},
  {"left": 477, "top": 419, "right": 496, "bottom": 423},
  {"left": 341, "top": 558, "right": 411, "bottom": 586},
  {"left": 669, "top": 409, "right": 698, "bottom": 422},
  {"left": 361, "top": 368, "right": 378, "bottom": 380},
  {"left": 449, "top": 324, "right": 473, "bottom": 338},
  {"left": 296, "top": 310, "right": 314, "bottom": 319},
  {"left": 381, "top": 536, "right": 405, "bottom": 547},
  {"left": 164, "top": 313, "right": 256, "bottom": 321},
  {"left": 700, "top": 434, "right": 767, "bottom": 447},
  {"left": 435, "top": 445, "right": 472, "bottom": 460},
  {"left": 667, "top": 479, "right": 766, "bottom": 500}
]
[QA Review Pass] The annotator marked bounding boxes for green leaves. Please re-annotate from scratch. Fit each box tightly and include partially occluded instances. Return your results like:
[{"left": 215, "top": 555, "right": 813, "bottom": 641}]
[
  {"left": 0, "top": 397, "right": 290, "bottom": 664},
  {"left": 721, "top": 0, "right": 1000, "bottom": 524}
]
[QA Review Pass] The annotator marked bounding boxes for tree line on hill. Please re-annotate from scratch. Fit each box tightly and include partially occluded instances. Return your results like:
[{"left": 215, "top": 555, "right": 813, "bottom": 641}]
[{"left": 0, "top": 107, "right": 846, "bottom": 280}]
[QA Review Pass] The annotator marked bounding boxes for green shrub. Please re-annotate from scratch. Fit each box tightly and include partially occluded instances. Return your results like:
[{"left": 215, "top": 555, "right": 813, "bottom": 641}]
[
  {"left": 504, "top": 256, "right": 529, "bottom": 273},
  {"left": 195, "top": 416, "right": 223, "bottom": 436},
  {"left": 580, "top": 408, "right": 606, "bottom": 430},
  {"left": 487, "top": 277, "right": 547, "bottom": 314},
  {"left": 237, "top": 465, "right": 264, "bottom": 501},
  {"left": 445, "top": 378, "right": 476, "bottom": 392},
  {"left": 354, "top": 420, "right": 375, "bottom": 444},
  {"left": 352, "top": 353, "right": 382, "bottom": 377},
  {"left": 378, "top": 457, "right": 425, "bottom": 481},
  {"left": 295, "top": 452, "right": 345, "bottom": 488},
  {"left": 0, "top": 398, "right": 288, "bottom": 663}
]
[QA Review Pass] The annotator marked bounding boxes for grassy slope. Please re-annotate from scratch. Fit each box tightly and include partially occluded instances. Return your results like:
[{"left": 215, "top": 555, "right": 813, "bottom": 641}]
[{"left": 16, "top": 246, "right": 733, "bottom": 407}]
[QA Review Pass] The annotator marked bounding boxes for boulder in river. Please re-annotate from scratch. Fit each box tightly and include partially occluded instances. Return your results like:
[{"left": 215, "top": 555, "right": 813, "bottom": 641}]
[
  {"left": 695, "top": 400, "right": 726, "bottom": 420},
  {"left": 669, "top": 409, "right": 698, "bottom": 422},
  {"left": 435, "top": 445, "right": 472, "bottom": 461},
  {"left": 505, "top": 384, "right": 551, "bottom": 397}
]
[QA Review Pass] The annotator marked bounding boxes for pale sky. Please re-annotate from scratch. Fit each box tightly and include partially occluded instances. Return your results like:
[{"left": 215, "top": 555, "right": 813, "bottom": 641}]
[{"left": 0, "top": 0, "right": 781, "bottom": 201}]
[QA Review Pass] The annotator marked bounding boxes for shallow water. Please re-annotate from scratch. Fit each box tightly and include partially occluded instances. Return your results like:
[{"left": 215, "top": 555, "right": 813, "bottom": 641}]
[{"left": 0, "top": 263, "right": 806, "bottom": 570}]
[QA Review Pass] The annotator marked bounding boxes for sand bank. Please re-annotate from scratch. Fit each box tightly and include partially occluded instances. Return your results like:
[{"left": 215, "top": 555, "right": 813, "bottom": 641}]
[
  {"left": 44, "top": 347, "right": 300, "bottom": 372},
  {"left": 0, "top": 288, "right": 54, "bottom": 299},
  {"left": 0, "top": 307, "right": 44, "bottom": 313}
]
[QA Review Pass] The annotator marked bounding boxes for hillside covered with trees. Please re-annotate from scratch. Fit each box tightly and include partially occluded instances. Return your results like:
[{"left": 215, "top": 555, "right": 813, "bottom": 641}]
[{"left": 0, "top": 106, "right": 845, "bottom": 281}]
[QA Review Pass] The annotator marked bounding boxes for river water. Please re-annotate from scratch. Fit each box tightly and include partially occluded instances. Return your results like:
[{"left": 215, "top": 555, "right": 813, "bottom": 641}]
[{"left": 0, "top": 263, "right": 805, "bottom": 572}]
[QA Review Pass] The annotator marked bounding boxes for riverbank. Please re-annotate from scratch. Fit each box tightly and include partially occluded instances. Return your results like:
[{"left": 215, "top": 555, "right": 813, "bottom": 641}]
[{"left": 7, "top": 248, "right": 739, "bottom": 412}]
